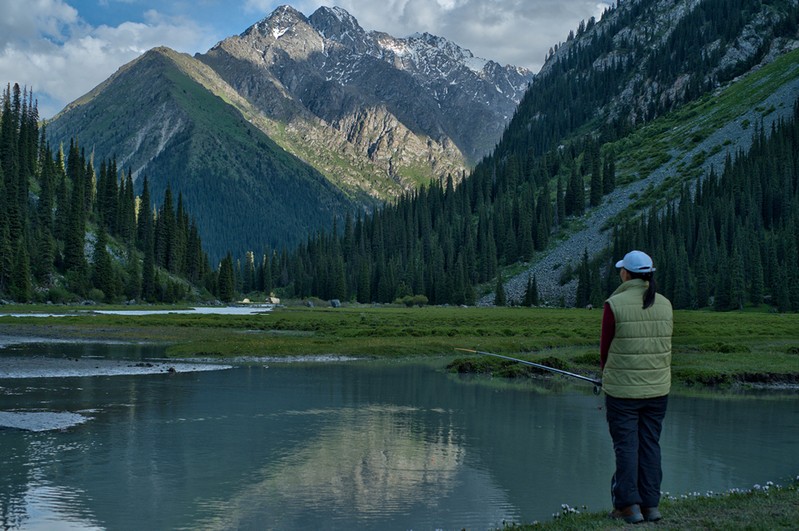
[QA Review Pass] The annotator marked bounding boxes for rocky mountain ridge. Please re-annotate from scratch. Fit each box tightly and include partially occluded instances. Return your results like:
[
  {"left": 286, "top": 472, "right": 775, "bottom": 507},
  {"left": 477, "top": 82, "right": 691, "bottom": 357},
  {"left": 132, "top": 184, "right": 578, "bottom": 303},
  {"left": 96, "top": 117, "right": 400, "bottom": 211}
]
[{"left": 199, "top": 5, "right": 532, "bottom": 188}]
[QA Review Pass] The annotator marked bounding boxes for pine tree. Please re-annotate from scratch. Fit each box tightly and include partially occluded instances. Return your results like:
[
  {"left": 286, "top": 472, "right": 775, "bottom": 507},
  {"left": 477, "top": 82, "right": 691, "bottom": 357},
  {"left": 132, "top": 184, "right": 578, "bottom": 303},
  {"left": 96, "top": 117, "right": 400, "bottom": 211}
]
[
  {"left": 556, "top": 175, "right": 565, "bottom": 225},
  {"left": 602, "top": 149, "right": 616, "bottom": 194},
  {"left": 672, "top": 244, "right": 693, "bottom": 309},
  {"left": 0, "top": 177, "right": 10, "bottom": 293},
  {"left": 243, "top": 251, "right": 256, "bottom": 294},
  {"left": 357, "top": 260, "right": 371, "bottom": 303},
  {"left": 117, "top": 170, "right": 136, "bottom": 244},
  {"left": 729, "top": 244, "right": 745, "bottom": 310},
  {"left": 217, "top": 253, "right": 236, "bottom": 303},
  {"left": 566, "top": 165, "right": 585, "bottom": 216},
  {"left": 174, "top": 193, "right": 188, "bottom": 276},
  {"left": 523, "top": 274, "right": 539, "bottom": 306},
  {"left": 53, "top": 147, "right": 69, "bottom": 244},
  {"left": 589, "top": 261, "right": 603, "bottom": 307},
  {"left": 63, "top": 144, "right": 88, "bottom": 277},
  {"left": 749, "top": 241, "right": 765, "bottom": 306},
  {"left": 92, "top": 225, "right": 115, "bottom": 302},
  {"left": 494, "top": 273, "right": 507, "bottom": 306},
  {"left": 332, "top": 254, "right": 346, "bottom": 300},
  {"left": 1, "top": 88, "right": 23, "bottom": 246},
  {"left": 590, "top": 144, "right": 603, "bottom": 207},
  {"left": 261, "top": 251, "right": 273, "bottom": 295},
  {"left": 34, "top": 226, "right": 55, "bottom": 283},
  {"left": 10, "top": 237, "right": 31, "bottom": 302},
  {"left": 155, "top": 185, "right": 176, "bottom": 271},
  {"left": 575, "top": 249, "right": 591, "bottom": 307},
  {"left": 141, "top": 213, "right": 156, "bottom": 303},
  {"left": 124, "top": 245, "right": 142, "bottom": 301},
  {"left": 694, "top": 254, "right": 710, "bottom": 308},
  {"left": 137, "top": 176, "right": 152, "bottom": 250}
]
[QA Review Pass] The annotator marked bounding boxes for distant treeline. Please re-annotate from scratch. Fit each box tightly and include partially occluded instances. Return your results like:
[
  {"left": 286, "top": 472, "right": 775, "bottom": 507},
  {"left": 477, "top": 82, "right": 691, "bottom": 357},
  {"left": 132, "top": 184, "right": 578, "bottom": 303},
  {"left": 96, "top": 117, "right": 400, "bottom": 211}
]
[
  {"left": 0, "top": 83, "right": 233, "bottom": 303},
  {"left": 240, "top": 131, "right": 614, "bottom": 306}
]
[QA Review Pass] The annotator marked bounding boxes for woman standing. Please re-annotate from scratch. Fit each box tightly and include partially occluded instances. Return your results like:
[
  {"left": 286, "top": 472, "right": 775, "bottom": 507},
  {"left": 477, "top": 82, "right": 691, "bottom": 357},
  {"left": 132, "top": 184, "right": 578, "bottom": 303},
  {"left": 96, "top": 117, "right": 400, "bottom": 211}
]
[{"left": 600, "top": 250, "right": 673, "bottom": 524}]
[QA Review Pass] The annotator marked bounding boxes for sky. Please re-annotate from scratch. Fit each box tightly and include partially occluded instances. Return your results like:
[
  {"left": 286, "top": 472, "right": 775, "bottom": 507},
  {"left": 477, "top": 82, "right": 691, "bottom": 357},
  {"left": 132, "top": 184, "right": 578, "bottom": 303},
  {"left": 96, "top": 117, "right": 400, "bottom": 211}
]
[{"left": 1, "top": 0, "right": 611, "bottom": 119}]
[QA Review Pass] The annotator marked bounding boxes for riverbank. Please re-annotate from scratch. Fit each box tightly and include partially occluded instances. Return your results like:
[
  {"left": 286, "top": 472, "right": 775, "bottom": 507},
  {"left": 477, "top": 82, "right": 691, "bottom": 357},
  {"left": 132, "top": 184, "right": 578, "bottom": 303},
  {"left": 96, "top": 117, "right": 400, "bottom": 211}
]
[
  {"left": 1, "top": 304, "right": 798, "bottom": 388},
  {"left": 502, "top": 477, "right": 799, "bottom": 529}
]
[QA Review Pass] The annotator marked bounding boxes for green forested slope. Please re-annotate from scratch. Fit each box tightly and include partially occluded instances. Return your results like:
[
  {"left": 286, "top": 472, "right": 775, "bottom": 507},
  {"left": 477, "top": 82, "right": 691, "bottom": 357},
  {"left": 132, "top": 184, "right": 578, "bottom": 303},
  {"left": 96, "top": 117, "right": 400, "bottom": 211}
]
[{"left": 45, "top": 49, "right": 356, "bottom": 261}]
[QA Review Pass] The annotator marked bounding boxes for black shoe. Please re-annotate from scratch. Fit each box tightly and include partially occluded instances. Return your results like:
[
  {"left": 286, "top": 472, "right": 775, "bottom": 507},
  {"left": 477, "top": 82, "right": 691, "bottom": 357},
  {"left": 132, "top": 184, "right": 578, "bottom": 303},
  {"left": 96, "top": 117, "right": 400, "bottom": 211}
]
[
  {"left": 609, "top": 504, "right": 644, "bottom": 524},
  {"left": 642, "top": 506, "right": 662, "bottom": 522}
]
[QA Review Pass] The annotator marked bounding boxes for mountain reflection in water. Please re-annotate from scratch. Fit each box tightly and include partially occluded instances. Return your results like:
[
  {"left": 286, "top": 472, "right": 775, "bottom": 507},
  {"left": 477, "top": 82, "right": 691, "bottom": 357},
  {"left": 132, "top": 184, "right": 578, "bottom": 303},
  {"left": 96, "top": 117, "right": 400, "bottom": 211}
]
[{"left": 191, "top": 405, "right": 467, "bottom": 529}]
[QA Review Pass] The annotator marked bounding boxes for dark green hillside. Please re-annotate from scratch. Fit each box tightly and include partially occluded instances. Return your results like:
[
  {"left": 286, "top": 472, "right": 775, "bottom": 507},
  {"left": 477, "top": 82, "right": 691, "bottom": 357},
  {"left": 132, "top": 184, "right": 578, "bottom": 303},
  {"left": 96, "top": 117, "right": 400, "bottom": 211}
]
[
  {"left": 46, "top": 49, "right": 355, "bottom": 260},
  {"left": 498, "top": 0, "right": 799, "bottom": 162},
  {"left": 141, "top": 60, "right": 355, "bottom": 260}
]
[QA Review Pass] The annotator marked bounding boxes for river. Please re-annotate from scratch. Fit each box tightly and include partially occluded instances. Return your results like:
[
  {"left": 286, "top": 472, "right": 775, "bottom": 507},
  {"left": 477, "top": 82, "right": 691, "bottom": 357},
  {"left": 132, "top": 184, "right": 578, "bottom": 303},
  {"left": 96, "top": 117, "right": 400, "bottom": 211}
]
[{"left": 1, "top": 341, "right": 797, "bottom": 530}]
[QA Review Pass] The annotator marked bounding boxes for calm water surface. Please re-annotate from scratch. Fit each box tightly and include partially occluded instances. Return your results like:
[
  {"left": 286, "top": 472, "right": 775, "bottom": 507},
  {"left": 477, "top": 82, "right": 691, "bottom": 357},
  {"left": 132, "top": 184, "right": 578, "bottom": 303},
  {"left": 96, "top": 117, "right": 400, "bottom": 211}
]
[{"left": 1, "top": 343, "right": 797, "bottom": 530}]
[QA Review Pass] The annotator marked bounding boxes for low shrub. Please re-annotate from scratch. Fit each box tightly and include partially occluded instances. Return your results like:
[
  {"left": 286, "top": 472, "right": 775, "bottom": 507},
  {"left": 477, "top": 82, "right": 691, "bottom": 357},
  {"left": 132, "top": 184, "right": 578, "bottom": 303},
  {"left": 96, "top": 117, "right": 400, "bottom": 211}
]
[
  {"left": 48, "top": 286, "right": 78, "bottom": 304},
  {"left": 698, "top": 342, "right": 751, "bottom": 353}
]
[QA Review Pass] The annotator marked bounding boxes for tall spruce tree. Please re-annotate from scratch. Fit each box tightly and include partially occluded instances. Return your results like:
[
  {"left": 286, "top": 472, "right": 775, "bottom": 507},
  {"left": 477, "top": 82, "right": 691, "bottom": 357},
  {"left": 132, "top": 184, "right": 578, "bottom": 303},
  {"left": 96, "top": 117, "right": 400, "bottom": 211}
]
[
  {"left": 92, "top": 225, "right": 115, "bottom": 302},
  {"left": 523, "top": 274, "right": 539, "bottom": 306},
  {"left": 494, "top": 273, "right": 507, "bottom": 306},
  {"left": 575, "top": 249, "right": 591, "bottom": 307},
  {"left": 124, "top": 244, "right": 142, "bottom": 301},
  {"left": 602, "top": 149, "right": 616, "bottom": 194},
  {"left": 217, "top": 253, "right": 236, "bottom": 303},
  {"left": 10, "top": 237, "right": 31, "bottom": 302},
  {"left": 589, "top": 143, "right": 603, "bottom": 207}
]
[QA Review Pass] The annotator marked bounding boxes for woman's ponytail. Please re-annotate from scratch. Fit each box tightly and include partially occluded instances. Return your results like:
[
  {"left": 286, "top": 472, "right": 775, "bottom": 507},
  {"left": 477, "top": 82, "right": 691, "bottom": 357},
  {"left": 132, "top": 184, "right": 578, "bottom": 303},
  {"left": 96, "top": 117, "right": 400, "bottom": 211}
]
[{"left": 630, "top": 271, "right": 656, "bottom": 309}]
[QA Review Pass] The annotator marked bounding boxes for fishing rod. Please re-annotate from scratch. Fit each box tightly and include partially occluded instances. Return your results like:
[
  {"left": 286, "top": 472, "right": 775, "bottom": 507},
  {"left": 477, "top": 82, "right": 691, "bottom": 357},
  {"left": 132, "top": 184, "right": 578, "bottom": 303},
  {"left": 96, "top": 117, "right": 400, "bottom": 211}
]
[{"left": 456, "top": 348, "right": 602, "bottom": 394}]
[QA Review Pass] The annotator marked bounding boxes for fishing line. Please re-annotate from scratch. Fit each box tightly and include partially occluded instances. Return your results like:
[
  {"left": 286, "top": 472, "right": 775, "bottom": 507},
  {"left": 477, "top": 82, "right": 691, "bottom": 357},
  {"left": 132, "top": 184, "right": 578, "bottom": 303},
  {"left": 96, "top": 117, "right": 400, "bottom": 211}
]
[{"left": 455, "top": 348, "right": 603, "bottom": 395}]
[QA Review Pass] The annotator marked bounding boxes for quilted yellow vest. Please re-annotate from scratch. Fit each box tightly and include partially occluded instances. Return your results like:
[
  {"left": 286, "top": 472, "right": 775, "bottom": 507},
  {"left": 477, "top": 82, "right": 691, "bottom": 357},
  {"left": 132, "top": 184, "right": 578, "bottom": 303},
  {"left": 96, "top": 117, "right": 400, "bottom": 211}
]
[{"left": 603, "top": 279, "right": 673, "bottom": 399}]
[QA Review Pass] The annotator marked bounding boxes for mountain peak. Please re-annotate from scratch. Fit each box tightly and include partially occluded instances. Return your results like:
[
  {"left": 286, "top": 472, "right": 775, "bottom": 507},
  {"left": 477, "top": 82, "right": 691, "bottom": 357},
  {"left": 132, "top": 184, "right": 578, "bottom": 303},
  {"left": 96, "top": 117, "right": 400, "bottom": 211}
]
[
  {"left": 244, "top": 4, "right": 308, "bottom": 39},
  {"left": 309, "top": 6, "right": 366, "bottom": 42}
]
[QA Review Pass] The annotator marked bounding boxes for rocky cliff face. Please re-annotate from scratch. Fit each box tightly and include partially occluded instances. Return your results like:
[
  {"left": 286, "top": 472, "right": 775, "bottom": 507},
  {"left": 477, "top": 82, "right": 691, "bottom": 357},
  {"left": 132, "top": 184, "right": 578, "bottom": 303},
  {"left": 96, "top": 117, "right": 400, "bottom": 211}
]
[{"left": 198, "top": 5, "right": 533, "bottom": 193}]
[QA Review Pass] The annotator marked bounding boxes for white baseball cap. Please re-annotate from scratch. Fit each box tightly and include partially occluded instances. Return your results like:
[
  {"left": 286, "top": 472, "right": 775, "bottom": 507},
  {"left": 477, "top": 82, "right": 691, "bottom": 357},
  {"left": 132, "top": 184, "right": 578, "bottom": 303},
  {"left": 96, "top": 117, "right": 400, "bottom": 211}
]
[{"left": 615, "top": 250, "right": 656, "bottom": 273}]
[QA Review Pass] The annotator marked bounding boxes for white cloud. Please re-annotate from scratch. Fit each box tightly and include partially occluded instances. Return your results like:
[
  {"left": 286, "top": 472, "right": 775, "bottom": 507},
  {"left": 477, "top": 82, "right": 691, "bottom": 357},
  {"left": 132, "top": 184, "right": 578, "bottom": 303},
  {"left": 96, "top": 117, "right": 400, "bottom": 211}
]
[
  {"left": 293, "top": 0, "right": 604, "bottom": 71},
  {"left": 0, "top": 0, "right": 80, "bottom": 48},
  {"left": 0, "top": 0, "right": 216, "bottom": 118}
]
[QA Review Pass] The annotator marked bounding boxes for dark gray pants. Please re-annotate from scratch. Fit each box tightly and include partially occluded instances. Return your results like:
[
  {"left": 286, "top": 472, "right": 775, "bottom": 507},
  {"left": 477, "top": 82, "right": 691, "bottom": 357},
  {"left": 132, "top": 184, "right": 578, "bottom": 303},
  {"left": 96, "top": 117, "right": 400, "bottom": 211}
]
[{"left": 606, "top": 394, "right": 668, "bottom": 509}]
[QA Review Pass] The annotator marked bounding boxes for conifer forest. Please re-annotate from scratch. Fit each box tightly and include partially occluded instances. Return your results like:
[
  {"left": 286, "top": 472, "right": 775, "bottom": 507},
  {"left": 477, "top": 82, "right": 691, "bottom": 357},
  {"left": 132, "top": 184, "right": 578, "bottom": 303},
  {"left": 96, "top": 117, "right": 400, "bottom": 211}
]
[
  {"left": 2, "top": 0, "right": 798, "bottom": 312},
  {"left": 0, "top": 83, "right": 220, "bottom": 304}
]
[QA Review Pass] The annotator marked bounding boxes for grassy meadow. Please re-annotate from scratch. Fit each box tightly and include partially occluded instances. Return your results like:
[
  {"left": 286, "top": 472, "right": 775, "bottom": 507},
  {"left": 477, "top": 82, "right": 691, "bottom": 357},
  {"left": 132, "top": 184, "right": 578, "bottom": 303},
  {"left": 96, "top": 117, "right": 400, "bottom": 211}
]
[
  {"left": 1, "top": 304, "right": 797, "bottom": 387},
  {"left": 504, "top": 479, "right": 799, "bottom": 530}
]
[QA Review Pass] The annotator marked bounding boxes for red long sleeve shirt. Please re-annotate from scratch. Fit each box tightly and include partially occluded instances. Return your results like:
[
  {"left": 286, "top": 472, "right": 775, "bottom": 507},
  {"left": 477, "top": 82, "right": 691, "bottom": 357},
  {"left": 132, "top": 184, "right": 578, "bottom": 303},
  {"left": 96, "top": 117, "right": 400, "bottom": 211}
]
[{"left": 600, "top": 302, "right": 616, "bottom": 370}]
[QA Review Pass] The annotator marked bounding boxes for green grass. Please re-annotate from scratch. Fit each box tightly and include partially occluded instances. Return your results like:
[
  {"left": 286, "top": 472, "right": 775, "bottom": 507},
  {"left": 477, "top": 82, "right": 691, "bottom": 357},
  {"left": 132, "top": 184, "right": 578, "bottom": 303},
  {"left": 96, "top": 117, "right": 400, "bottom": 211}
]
[
  {"left": 2, "top": 305, "right": 798, "bottom": 387},
  {"left": 501, "top": 479, "right": 799, "bottom": 530}
]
